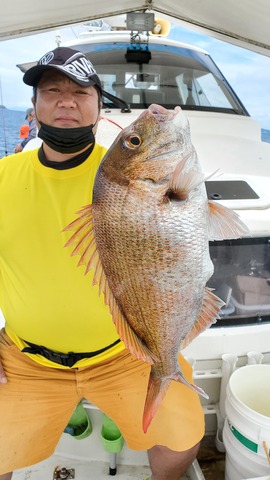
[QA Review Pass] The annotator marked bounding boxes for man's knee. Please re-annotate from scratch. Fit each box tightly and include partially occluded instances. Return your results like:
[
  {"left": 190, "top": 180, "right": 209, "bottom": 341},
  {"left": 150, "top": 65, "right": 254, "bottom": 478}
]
[
  {"left": 148, "top": 442, "right": 200, "bottom": 479},
  {"left": 149, "top": 441, "right": 200, "bottom": 460},
  {"left": 0, "top": 472, "right": 13, "bottom": 480}
]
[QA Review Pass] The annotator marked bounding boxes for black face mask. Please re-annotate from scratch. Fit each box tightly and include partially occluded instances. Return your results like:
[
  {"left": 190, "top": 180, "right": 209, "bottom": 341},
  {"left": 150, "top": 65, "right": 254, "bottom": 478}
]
[{"left": 38, "top": 121, "right": 96, "bottom": 154}]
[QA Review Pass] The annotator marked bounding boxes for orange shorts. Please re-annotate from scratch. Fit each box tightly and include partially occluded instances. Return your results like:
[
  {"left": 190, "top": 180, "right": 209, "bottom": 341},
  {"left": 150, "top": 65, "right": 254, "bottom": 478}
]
[{"left": 0, "top": 329, "right": 204, "bottom": 474}]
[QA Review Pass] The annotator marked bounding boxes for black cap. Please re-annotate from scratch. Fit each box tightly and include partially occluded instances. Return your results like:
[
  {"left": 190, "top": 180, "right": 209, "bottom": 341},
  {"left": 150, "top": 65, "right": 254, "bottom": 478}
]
[{"left": 23, "top": 47, "right": 102, "bottom": 92}]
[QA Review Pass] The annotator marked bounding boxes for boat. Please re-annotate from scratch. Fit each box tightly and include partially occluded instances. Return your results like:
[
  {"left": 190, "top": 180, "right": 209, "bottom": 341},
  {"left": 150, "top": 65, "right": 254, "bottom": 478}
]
[
  {"left": 1, "top": 5, "right": 270, "bottom": 480},
  {"left": 61, "top": 14, "right": 270, "bottom": 402}
]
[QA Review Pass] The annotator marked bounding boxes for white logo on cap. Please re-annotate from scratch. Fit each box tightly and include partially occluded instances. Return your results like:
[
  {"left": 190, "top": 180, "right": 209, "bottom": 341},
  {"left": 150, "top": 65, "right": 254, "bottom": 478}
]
[
  {"left": 59, "top": 56, "right": 97, "bottom": 82},
  {"left": 39, "top": 51, "right": 54, "bottom": 65}
]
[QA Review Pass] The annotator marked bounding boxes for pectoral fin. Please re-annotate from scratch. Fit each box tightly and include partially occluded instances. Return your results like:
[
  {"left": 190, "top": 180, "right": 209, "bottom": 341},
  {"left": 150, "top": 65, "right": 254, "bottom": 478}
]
[{"left": 167, "top": 149, "right": 204, "bottom": 200}]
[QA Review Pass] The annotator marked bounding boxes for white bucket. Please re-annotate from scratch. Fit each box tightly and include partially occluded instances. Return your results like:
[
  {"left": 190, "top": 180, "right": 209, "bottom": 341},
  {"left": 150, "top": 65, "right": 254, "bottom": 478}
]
[{"left": 223, "top": 364, "right": 270, "bottom": 480}]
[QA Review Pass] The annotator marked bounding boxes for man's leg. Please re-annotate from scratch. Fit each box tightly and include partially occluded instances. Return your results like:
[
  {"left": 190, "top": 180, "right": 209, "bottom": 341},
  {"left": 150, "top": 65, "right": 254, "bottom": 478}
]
[
  {"left": 0, "top": 473, "right": 12, "bottom": 480},
  {"left": 148, "top": 442, "right": 200, "bottom": 480},
  {"left": 81, "top": 350, "right": 204, "bottom": 455},
  {"left": 0, "top": 330, "right": 81, "bottom": 475}
]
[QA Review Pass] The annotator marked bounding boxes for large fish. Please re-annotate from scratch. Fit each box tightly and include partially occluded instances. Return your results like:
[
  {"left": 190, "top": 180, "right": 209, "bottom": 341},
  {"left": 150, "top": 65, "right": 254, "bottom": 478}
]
[{"left": 64, "top": 104, "right": 248, "bottom": 432}]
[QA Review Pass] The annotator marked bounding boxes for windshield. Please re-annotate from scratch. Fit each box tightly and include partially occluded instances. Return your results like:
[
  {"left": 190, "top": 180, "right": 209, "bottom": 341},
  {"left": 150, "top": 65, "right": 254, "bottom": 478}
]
[{"left": 78, "top": 41, "right": 248, "bottom": 114}]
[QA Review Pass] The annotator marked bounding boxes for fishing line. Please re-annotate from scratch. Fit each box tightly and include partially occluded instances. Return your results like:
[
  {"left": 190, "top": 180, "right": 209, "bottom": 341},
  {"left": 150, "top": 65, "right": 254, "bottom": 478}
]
[
  {"left": 100, "top": 116, "right": 123, "bottom": 130},
  {"left": 0, "top": 75, "right": 8, "bottom": 156}
]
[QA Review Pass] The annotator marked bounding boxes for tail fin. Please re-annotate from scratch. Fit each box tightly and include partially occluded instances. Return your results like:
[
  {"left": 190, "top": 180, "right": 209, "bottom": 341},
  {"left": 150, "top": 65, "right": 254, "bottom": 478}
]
[
  {"left": 143, "top": 370, "right": 208, "bottom": 433},
  {"left": 170, "top": 371, "right": 209, "bottom": 399},
  {"left": 143, "top": 375, "right": 170, "bottom": 433}
]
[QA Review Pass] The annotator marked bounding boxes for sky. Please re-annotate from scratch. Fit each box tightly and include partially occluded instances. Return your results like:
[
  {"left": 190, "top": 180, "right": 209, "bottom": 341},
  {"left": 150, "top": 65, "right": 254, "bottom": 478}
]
[{"left": 0, "top": 20, "right": 270, "bottom": 130}]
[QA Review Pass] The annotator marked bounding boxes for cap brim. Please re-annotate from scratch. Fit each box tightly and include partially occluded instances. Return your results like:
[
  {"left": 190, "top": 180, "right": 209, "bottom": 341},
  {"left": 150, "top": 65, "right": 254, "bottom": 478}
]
[{"left": 23, "top": 64, "right": 101, "bottom": 91}]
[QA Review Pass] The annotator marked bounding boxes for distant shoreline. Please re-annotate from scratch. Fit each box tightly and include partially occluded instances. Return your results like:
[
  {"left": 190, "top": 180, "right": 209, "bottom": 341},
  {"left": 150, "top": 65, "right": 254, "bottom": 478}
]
[{"left": 0, "top": 106, "right": 24, "bottom": 111}]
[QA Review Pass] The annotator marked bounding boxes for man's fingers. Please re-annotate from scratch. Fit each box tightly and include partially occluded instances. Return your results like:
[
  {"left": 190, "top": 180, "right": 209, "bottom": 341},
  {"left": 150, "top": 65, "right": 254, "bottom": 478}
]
[{"left": 0, "top": 365, "right": 7, "bottom": 383}]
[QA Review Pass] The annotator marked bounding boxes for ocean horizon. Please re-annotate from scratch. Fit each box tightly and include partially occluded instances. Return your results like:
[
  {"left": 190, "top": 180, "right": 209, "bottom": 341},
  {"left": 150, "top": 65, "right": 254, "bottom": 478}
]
[{"left": 0, "top": 107, "right": 270, "bottom": 159}]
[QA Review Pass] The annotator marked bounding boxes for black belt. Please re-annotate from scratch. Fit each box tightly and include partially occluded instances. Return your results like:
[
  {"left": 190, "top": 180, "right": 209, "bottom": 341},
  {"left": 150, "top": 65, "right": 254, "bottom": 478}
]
[{"left": 22, "top": 338, "right": 121, "bottom": 368}]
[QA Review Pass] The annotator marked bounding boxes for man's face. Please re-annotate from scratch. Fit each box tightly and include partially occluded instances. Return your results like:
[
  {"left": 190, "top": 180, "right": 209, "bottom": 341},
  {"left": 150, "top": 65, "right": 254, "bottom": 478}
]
[{"left": 34, "top": 70, "right": 100, "bottom": 132}]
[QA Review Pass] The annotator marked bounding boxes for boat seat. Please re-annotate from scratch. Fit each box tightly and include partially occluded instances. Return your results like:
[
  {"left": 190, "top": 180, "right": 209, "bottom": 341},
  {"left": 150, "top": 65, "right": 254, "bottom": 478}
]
[
  {"left": 161, "top": 86, "right": 183, "bottom": 106},
  {"left": 186, "top": 88, "right": 196, "bottom": 105},
  {"left": 116, "top": 87, "right": 165, "bottom": 106}
]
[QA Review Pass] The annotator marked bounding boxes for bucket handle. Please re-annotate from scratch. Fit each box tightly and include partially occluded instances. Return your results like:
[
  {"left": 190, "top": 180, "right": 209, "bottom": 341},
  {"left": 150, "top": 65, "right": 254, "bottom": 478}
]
[{"left": 263, "top": 441, "right": 270, "bottom": 465}]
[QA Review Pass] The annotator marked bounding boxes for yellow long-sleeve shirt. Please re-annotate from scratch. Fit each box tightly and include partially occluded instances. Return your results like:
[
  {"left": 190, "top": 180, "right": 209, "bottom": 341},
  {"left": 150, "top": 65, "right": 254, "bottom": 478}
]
[{"left": 0, "top": 146, "right": 124, "bottom": 368}]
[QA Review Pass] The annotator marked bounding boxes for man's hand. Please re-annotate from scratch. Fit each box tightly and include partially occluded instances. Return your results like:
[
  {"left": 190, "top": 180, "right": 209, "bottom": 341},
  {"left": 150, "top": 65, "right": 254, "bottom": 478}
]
[
  {"left": 14, "top": 144, "right": 23, "bottom": 153},
  {"left": 0, "top": 361, "right": 7, "bottom": 383}
]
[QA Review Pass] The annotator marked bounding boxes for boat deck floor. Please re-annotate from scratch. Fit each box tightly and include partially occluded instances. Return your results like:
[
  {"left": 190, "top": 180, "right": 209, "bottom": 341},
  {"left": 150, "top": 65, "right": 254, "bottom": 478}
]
[
  {"left": 13, "top": 455, "right": 152, "bottom": 480},
  {"left": 198, "top": 435, "right": 225, "bottom": 480},
  {"left": 13, "top": 436, "right": 225, "bottom": 480}
]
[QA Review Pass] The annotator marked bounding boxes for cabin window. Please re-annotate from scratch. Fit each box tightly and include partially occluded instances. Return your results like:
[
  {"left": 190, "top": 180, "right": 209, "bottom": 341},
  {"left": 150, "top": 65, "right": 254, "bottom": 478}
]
[
  {"left": 77, "top": 42, "right": 247, "bottom": 115},
  {"left": 207, "top": 237, "right": 270, "bottom": 327}
]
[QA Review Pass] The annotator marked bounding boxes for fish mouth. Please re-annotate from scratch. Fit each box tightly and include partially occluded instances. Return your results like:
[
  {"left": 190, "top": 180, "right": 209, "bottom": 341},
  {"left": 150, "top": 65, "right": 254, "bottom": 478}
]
[
  {"left": 147, "top": 104, "right": 186, "bottom": 131},
  {"left": 148, "top": 104, "right": 181, "bottom": 120},
  {"left": 146, "top": 105, "right": 184, "bottom": 161}
]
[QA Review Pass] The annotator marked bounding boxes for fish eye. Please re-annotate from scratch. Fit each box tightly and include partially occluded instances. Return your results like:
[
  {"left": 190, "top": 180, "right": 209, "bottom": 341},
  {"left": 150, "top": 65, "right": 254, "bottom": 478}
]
[{"left": 124, "top": 133, "right": 142, "bottom": 149}]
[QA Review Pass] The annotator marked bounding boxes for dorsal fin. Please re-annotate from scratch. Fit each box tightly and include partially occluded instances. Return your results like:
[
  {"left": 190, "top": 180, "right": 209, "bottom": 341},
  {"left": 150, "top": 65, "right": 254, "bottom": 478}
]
[
  {"left": 208, "top": 200, "right": 250, "bottom": 240},
  {"left": 180, "top": 287, "right": 224, "bottom": 350},
  {"left": 63, "top": 206, "right": 156, "bottom": 365}
]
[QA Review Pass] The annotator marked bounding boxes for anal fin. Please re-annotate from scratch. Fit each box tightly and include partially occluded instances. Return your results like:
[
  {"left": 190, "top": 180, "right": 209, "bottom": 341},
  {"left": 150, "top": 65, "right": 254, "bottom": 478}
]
[{"left": 180, "top": 287, "right": 224, "bottom": 350}]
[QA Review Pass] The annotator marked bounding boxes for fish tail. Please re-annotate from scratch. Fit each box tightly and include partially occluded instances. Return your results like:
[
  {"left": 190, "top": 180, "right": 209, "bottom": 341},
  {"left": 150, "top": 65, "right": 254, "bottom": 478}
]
[
  {"left": 143, "top": 375, "right": 170, "bottom": 433},
  {"left": 143, "top": 369, "right": 209, "bottom": 433},
  {"left": 171, "top": 371, "right": 209, "bottom": 400}
]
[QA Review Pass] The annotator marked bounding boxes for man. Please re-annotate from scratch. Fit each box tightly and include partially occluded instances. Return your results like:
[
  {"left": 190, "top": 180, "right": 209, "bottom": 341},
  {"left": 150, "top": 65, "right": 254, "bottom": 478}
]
[
  {"left": 0, "top": 47, "right": 204, "bottom": 480},
  {"left": 14, "top": 107, "right": 37, "bottom": 152}
]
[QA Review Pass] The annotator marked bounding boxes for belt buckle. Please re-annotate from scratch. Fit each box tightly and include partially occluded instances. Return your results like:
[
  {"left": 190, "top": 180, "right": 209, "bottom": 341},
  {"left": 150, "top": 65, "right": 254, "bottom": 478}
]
[{"left": 43, "top": 348, "right": 76, "bottom": 368}]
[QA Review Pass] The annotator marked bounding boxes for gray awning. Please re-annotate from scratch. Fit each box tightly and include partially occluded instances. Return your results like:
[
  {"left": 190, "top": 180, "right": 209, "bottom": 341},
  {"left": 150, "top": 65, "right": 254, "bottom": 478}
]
[{"left": 0, "top": 0, "right": 270, "bottom": 56}]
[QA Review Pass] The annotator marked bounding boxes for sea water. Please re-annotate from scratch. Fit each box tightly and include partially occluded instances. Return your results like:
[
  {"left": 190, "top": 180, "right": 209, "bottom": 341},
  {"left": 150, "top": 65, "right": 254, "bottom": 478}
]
[
  {"left": 262, "top": 128, "right": 270, "bottom": 143},
  {"left": 0, "top": 108, "right": 270, "bottom": 159},
  {"left": 0, "top": 108, "right": 27, "bottom": 158}
]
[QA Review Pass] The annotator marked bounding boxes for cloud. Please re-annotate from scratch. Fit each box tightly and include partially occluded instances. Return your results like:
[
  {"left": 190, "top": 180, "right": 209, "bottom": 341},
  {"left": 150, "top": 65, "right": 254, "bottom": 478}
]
[
  {"left": 0, "top": 27, "right": 77, "bottom": 109},
  {"left": 216, "top": 53, "right": 270, "bottom": 128},
  {"left": 170, "top": 24, "right": 270, "bottom": 129}
]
